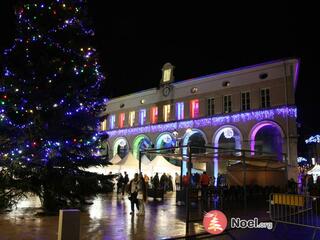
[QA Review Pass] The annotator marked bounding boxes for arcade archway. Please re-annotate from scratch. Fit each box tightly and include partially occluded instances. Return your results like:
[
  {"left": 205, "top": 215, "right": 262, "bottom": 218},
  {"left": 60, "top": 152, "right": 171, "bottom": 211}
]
[
  {"left": 182, "top": 129, "right": 208, "bottom": 174},
  {"left": 132, "top": 134, "right": 152, "bottom": 159},
  {"left": 212, "top": 125, "right": 243, "bottom": 184},
  {"left": 113, "top": 137, "right": 129, "bottom": 159},
  {"left": 250, "top": 121, "right": 284, "bottom": 160}
]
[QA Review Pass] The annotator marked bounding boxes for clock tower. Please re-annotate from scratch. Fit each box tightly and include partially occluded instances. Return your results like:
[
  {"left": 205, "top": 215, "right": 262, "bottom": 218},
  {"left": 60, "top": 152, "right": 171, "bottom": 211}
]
[{"left": 160, "top": 63, "right": 174, "bottom": 97}]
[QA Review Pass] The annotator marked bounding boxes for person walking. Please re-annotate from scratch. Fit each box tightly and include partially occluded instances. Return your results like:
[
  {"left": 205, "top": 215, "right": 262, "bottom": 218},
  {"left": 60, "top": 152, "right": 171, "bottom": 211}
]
[
  {"left": 200, "top": 171, "right": 210, "bottom": 203},
  {"left": 152, "top": 173, "right": 160, "bottom": 190},
  {"left": 122, "top": 171, "right": 129, "bottom": 196},
  {"left": 116, "top": 173, "right": 124, "bottom": 194},
  {"left": 160, "top": 173, "right": 168, "bottom": 192},
  {"left": 182, "top": 172, "right": 190, "bottom": 189},
  {"left": 144, "top": 174, "right": 150, "bottom": 187},
  {"left": 175, "top": 172, "right": 180, "bottom": 191},
  {"left": 128, "top": 173, "right": 140, "bottom": 215},
  {"left": 168, "top": 175, "right": 174, "bottom": 192},
  {"left": 137, "top": 173, "right": 147, "bottom": 216}
]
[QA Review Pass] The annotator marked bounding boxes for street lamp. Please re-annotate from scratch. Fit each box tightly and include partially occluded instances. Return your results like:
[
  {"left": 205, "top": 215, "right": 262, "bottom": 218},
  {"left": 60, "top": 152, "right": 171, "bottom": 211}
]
[
  {"left": 172, "top": 128, "right": 192, "bottom": 206},
  {"left": 172, "top": 130, "right": 179, "bottom": 154}
]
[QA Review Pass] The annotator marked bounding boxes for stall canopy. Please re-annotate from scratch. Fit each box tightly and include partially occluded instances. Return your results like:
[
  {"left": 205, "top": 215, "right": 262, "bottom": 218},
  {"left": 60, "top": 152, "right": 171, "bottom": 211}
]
[
  {"left": 115, "top": 152, "right": 149, "bottom": 178},
  {"left": 141, "top": 155, "right": 151, "bottom": 165},
  {"left": 149, "top": 155, "right": 180, "bottom": 177},
  {"left": 109, "top": 154, "right": 122, "bottom": 164},
  {"left": 308, "top": 164, "right": 320, "bottom": 182},
  {"left": 117, "top": 152, "right": 139, "bottom": 167}
]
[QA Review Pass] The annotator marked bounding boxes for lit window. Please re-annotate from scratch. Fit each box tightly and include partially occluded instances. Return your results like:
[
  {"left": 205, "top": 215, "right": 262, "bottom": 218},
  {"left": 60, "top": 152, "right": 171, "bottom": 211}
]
[
  {"left": 109, "top": 114, "right": 115, "bottom": 130},
  {"left": 139, "top": 109, "right": 146, "bottom": 126},
  {"left": 207, "top": 98, "right": 215, "bottom": 116},
  {"left": 176, "top": 102, "right": 184, "bottom": 120},
  {"left": 163, "top": 69, "right": 171, "bottom": 82},
  {"left": 119, "top": 113, "right": 125, "bottom": 128},
  {"left": 223, "top": 95, "right": 232, "bottom": 113},
  {"left": 241, "top": 92, "right": 250, "bottom": 111},
  {"left": 101, "top": 119, "right": 107, "bottom": 131},
  {"left": 261, "top": 88, "right": 270, "bottom": 108},
  {"left": 190, "top": 99, "right": 199, "bottom": 118},
  {"left": 128, "top": 111, "right": 135, "bottom": 127},
  {"left": 163, "top": 104, "right": 171, "bottom": 122},
  {"left": 150, "top": 107, "right": 158, "bottom": 124}
]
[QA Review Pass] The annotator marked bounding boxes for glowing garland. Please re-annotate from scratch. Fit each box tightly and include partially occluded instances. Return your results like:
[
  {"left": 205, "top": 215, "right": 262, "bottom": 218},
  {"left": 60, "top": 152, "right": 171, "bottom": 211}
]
[
  {"left": 305, "top": 135, "right": 320, "bottom": 144},
  {"left": 102, "top": 106, "right": 297, "bottom": 138}
]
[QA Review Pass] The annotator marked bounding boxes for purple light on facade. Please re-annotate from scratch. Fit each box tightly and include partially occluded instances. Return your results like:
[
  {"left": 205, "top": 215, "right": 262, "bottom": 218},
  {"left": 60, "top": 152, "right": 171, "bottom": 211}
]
[
  {"left": 250, "top": 122, "right": 271, "bottom": 156},
  {"left": 249, "top": 121, "right": 284, "bottom": 158},
  {"left": 139, "top": 109, "right": 146, "bottom": 126},
  {"left": 103, "top": 106, "right": 297, "bottom": 138}
]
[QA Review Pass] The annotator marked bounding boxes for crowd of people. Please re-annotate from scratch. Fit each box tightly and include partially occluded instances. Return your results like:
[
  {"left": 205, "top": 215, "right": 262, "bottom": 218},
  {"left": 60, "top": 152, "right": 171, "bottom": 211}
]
[
  {"left": 297, "top": 173, "right": 320, "bottom": 195},
  {"left": 112, "top": 170, "right": 316, "bottom": 217},
  {"left": 114, "top": 172, "right": 177, "bottom": 216}
]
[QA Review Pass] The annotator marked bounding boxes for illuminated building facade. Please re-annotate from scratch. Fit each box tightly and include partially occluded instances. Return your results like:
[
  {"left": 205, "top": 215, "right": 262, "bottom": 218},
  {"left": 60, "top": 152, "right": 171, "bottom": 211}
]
[{"left": 100, "top": 59, "right": 300, "bottom": 180}]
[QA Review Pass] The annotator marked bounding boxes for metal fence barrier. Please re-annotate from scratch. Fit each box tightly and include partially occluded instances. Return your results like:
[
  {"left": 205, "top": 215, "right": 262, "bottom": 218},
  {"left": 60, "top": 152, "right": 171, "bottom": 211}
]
[{"left": 269, "top": 193, "right": 320, "bottom": 240}]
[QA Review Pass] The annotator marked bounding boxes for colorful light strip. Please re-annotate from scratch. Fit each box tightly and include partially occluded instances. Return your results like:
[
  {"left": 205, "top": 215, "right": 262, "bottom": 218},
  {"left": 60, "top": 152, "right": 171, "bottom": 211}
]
[
  {"left": 176, "top": 102, "right": 184, "bottom": 120},
  {"left": 102, "top": 106, "right": 297, "bottom": 138},
  {"left": 139, "top": 109, "right": 146, "bottom": 126}
]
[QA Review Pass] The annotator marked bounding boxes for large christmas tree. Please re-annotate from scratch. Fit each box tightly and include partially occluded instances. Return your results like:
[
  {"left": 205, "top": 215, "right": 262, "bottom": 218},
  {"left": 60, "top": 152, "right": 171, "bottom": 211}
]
[{"left": 0, "top": 0, "right": 112, "bottom": 212}]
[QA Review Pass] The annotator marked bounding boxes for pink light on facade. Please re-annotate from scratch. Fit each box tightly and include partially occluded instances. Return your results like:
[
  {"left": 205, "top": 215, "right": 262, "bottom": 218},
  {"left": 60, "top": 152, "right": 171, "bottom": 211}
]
[
  {"left": 190, "top": 99, "right": 199, "bottom": 118},
  {"left": 119, "top": 113, "right": 125, "bottom": 128},
  {"left": 150, "top": 107, "right": 158, "bottom": 124}
]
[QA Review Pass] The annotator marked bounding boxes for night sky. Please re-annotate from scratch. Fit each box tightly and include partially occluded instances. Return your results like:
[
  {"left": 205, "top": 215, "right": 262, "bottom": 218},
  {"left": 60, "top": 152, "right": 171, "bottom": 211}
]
[{"left": 0, "top": 1, "right": 319, "bottom": 155}]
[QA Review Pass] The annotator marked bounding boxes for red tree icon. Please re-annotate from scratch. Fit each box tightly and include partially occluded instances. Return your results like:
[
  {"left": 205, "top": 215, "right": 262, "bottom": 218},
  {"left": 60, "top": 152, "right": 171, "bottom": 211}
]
[{"left": 203, "top": 210, "right": 227, "bottom": 235}]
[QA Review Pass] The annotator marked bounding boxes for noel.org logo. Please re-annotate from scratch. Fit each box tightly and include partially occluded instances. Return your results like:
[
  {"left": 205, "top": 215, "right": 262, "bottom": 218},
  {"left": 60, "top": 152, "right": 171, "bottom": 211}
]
[
  {"left": 203, "top": 210, "right": 274, "bottom": 235},
  {"left": 203, "top": 210, "right": 228, "bottom": 235}
]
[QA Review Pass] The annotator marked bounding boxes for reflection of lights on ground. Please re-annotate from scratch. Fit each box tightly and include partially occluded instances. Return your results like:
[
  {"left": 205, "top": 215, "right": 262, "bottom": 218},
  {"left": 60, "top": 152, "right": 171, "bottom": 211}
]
[
  {"left": 16, "top": 195, "right": 41, "bottom": 208},
  {"left": 89, "top": 196, "right": 103, "bottom": 219}
]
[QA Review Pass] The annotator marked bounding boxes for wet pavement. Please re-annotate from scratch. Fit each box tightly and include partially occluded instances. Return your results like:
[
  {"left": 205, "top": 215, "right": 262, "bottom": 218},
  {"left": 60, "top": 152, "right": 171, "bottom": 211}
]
[
  {"left": 0, "top": 192, "right": 196, "bottom": 240},
  {"left": 0, "top": 192, "right": 317, "bottom": 240}
]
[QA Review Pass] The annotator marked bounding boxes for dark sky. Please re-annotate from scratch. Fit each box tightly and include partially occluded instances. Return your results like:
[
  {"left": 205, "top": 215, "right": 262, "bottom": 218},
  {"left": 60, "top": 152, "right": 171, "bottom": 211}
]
[{"left": 0, "top": 1, "right": 319, "bottom": 154}]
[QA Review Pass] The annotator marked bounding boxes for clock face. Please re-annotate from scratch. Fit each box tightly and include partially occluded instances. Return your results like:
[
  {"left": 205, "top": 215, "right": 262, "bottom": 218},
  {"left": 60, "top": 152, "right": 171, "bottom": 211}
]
[{"left": 163, "top": 87, "right": 170, "bottom": 96}]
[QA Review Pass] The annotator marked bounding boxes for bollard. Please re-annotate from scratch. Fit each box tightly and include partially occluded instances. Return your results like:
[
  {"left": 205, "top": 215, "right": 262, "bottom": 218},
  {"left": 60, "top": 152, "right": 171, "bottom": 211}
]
[{"left": 58, "top": 209, "right": 80, "bottom": 240}]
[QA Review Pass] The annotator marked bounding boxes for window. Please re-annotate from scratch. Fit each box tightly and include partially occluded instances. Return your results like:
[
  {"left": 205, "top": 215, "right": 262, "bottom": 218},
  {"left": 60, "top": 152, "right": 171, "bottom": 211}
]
[
  {"left": 109, "top": 115, "right": 115, "bottom": 130},
  {"left": 119, "top": 113, "right": 125, "bottom": 128},
  {"left": 207, "top": 98, "right": 215, "bottom": 116},
  {"left": 261, "top": 88, "right": 270, "bottom": 108},
  {"left": 150, "top": 106, "right": 158, "bottom": 124},
  {"left": 128, "top": 111, "right": 135, "bottom": 127},
  {"left": 163, "top": 104, "right": 171, "bottom": 122},
  {"left": 223, "top": 95, "right": 232, "bottom": 113},
  {"left": 190, "top": 99, "right": 200, "bottom": 118},
  {"left": 222, "top": 81, "right": 230, "bottom": 87},
  {"left": 241, "top": 92, "right": 250, "bottom": 111},
  {"left": 139, "top": 109, "right": 146, "bottom": 126},
  {"left": 176, "top": 102, "right": 184, "bottom": 120},
  {"left": 101, "top": 119, "right": 107, "bottom": 131},
  {"left": 163, "top": 69, "right": 171, "bottom": 82}
]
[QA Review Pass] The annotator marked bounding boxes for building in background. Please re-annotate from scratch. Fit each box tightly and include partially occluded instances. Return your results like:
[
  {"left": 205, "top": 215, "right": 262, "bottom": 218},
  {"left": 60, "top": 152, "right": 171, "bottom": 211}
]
[{"left": 99, "top": 59, "right": 300, "bottom": 180}]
